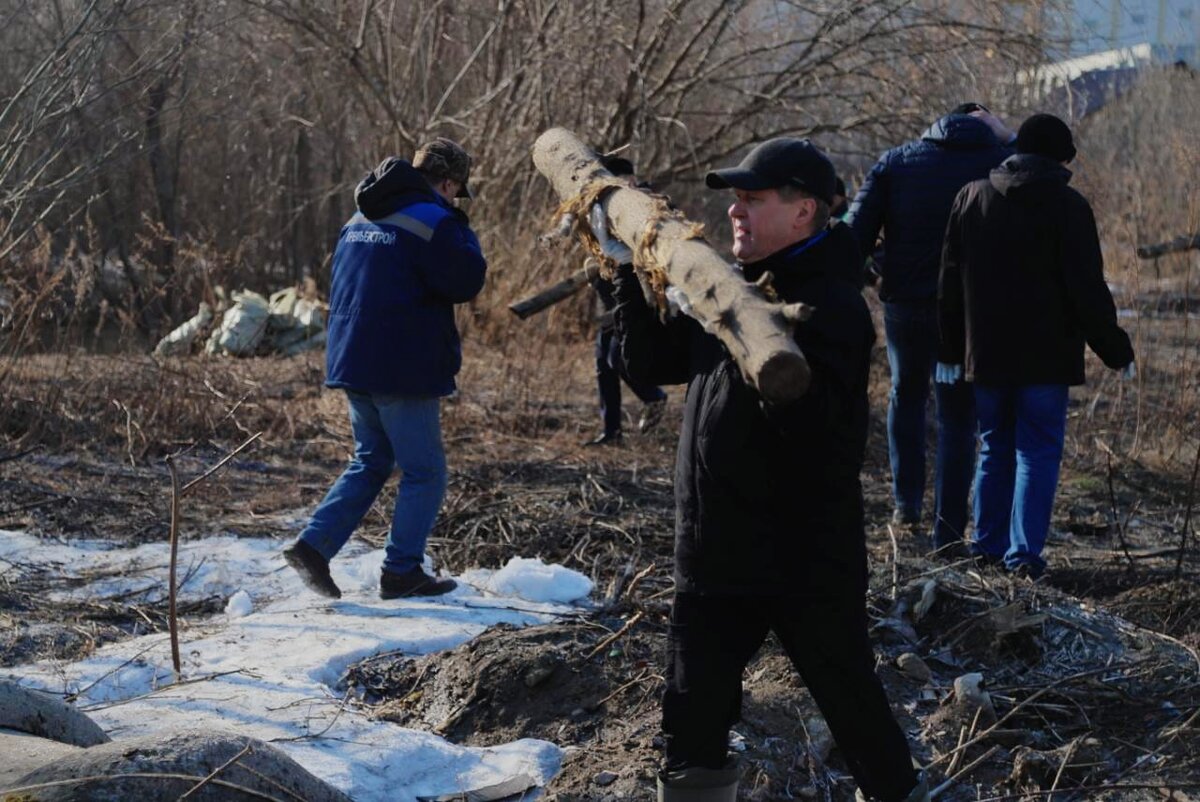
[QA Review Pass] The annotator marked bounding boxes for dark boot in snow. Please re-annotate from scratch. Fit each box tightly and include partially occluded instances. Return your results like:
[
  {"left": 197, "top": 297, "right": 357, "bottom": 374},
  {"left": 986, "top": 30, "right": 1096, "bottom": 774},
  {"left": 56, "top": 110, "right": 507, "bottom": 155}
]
[
  {"left": 380, "top": 566, "right": 457, "bottom": 599},
  {"left": 283, "top": 540, "right": 342, "bottom": 599}
]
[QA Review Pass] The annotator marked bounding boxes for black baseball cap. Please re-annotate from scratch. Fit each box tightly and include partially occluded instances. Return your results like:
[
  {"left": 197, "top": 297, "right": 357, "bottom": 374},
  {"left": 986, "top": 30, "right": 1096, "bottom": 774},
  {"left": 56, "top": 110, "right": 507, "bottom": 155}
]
[{"left": 705, "top": 138, "right": 837, "bottom": 205}]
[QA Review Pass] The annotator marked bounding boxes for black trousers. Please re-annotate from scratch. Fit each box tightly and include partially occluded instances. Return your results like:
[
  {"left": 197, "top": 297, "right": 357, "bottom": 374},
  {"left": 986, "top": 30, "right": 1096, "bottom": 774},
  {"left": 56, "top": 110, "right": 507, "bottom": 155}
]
[
  {"left": 595, "top": 327, "right": 665, "bottom": 435},
  {"left": 662, "top": 591, "right": 918, "bottom": 801}
]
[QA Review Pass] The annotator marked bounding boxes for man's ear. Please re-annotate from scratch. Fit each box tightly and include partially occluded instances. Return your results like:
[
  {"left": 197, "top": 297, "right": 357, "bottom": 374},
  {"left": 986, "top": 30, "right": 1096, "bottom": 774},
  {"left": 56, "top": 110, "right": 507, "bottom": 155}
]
[{"left": 793, "top": 197, "right": 816, "bottom": 232}]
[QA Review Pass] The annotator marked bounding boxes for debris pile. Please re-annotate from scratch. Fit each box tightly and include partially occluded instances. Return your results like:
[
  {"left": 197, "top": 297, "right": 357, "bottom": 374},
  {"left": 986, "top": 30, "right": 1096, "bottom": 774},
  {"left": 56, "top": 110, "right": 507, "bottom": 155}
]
[{"left": 154, "top": 283, "right": 326, "bottom": 358}]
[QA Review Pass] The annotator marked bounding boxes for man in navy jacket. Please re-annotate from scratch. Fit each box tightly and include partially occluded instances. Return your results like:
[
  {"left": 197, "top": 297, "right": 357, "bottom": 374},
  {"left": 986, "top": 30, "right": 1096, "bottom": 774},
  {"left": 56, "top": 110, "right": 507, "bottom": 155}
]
[
  {"left": 284, "top": 138, "right": 486, "bottom": 600},
  {"left": 847, "top": 104, "right": 1013, "bottom": 553}
]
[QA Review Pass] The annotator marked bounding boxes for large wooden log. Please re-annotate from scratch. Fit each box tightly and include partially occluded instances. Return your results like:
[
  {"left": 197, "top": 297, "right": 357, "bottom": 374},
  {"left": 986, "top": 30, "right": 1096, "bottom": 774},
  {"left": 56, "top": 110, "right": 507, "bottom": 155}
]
[
  {"left": 531, "top": 127, "right": 812, "bottom": 403},
  {"left": 1136, "top": 233, "right": 1200, "bottom": 259},
  {"left": 509, "top": 259, "right": 599, "bottom": 319}
]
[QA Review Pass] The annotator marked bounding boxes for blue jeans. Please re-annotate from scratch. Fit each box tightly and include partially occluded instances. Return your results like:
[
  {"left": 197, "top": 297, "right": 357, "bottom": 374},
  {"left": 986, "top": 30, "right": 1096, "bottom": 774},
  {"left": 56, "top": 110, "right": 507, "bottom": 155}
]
[
  {"left": 596, "top": 327, "right": 666, "bottom": 435},
  {"left": 883, "top": 301, "right": 976, "bottom": 547},
  {"left": 300, "top": 391, "right": 447, "bottom": 575},
  {"left": 972, "top": 384, "right": 1069, "bottom": 575}
]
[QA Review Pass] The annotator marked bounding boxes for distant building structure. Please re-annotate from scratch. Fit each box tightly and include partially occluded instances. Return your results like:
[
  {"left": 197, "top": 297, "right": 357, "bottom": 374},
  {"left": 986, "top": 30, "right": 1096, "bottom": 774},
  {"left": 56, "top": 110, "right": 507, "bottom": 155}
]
[{"left": 1010, "top": 0, "right": 1197, "bottom": 118}]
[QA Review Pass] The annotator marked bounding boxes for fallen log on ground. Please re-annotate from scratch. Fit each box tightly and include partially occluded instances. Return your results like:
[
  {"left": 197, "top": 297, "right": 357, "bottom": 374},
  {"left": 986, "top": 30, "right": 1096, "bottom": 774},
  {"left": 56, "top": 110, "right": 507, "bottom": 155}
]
[
  {"left": 531, "top": 127, "right": 813, "bottom": 403},
  {"left": 1136, "top": 232, "right": 1200, "bottom": 259},
  {"left": 509, "top": 259, "right": 600, "bottom": 319}
]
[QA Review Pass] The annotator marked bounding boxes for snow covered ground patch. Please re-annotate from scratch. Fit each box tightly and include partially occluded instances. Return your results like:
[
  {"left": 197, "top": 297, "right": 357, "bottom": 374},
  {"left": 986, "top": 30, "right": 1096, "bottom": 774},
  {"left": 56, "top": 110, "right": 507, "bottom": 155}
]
[{"left": 0, "top": 529, "right": 594, "bottom": 801}]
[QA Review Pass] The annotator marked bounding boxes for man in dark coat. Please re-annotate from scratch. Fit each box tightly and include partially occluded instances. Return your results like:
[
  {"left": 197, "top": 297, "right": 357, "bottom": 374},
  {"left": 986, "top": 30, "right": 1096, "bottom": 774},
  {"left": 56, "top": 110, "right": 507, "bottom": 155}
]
[
  {"left": 283, "top": 138, "right": 487, "bottom": 600},
  {"left": 585, "top": 154, "right": 667, "bottom": 446},
  {"left": 611, "top": 139, "right": 926, "bottom": 802},
  {"left": 848, "top": 104, "right": 1014, "bottom": 552},
  {"left": 939, "top": 114, "right": 1134, "bottom": 578}
]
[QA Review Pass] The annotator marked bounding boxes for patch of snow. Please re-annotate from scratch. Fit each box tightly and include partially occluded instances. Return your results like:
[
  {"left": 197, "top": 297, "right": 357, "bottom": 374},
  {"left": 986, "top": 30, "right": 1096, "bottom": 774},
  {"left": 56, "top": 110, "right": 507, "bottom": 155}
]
[
  {"left": 225, "top": 589, "right": 253, "bottom": 618},
  {"left": 462, "top": 557, "right": 594, "bottom": 604},
  {"left": 0, "top": 529, "right": 588, "bottom": 800}
]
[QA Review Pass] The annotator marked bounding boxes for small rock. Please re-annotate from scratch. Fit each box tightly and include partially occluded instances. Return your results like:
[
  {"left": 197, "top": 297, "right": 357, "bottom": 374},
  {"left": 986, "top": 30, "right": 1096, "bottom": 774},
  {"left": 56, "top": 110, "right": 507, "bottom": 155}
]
[
  {"left": 952, "top": 672, "right": 996, "bottom": 725},
  {"left": 897, "top": 652, "right": 932, "bottom": 683},
  {"left": 593, "top": 770, "right": 618, "bottom": 786}
]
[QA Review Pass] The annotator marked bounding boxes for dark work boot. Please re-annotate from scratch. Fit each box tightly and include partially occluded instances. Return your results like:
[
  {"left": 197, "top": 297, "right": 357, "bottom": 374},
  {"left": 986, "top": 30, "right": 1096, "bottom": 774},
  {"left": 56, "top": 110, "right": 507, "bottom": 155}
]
[
  {"left": 380, "top": 566, "right": 457, "bottom": 599},
  {"left": 657, "top": 762, "right": 738, "bottom": 802},
  {"left": 283, "top": 540, "right": 341, "bottom": 599},
  {"left": 584, "top": 430, "right": 623, "bottom": 446}
]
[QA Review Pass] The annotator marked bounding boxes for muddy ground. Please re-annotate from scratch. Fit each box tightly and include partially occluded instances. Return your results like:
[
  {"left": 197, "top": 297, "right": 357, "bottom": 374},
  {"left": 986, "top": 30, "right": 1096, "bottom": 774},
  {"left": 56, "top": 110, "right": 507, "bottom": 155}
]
[{"left": 1, "top": 331, "right": 1198, "bottom": 800}]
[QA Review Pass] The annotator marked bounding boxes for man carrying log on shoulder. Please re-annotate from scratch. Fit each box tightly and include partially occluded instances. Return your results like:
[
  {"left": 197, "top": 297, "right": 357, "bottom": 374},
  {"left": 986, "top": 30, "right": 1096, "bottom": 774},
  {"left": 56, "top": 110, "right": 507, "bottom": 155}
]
[{"left": 608, "top": 139, "right": 928, "bottom": 802}]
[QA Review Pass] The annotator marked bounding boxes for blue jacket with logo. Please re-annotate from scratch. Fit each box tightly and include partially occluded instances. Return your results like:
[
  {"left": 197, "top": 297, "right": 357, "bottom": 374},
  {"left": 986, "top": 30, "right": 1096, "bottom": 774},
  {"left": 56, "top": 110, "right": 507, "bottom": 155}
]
[
  {"left": 325, "top": 158, "right": 487, "bottom": 397},
  {"left": 847, "top": 114, "right": 1011, "bottom": 302}
]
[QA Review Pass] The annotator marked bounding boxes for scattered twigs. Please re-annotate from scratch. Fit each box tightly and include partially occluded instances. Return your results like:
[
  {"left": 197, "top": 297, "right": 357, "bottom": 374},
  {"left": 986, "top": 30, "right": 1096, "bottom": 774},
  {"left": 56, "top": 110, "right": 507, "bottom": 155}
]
[
  {"left": 886, "top": 523, "right": 900, "bottom": 601},
  {"left": 180, "top": 431, "right": 263, "bottom": 496},
  {"left": 592, "top": 668, "right": 657, "bottom": 708},
  {"left": 623, "top": 562, "right": 657, "bottom": 601},
  {"left": 930, "top": 745, "right": 1001, "bottom": 799},
  {"left": 178, "top": 743, "right": 253, "bottom": 799},
  {"left": 973, "top": 782, "right": 1200, "bottom": 801},
  {"left": 1, "top": 772, "right": 287, "bottom": 801},
  {"left": 601, "top": 561, "right": 635, "bottom": 611},
  {"left": 1047, "top": 736, "right": 1083, "bottom": 800},
  {"left": 0, "top": 444, "right": 40, "bottom": 463},
  {"left": 80, "top": 669, "right": 257, "bottom": 711},
  {"left": 1175, "top": 438, "right": 1200, "bottom": 580},
  {"left": 271, "top": 689, "right": 353, "bottom": 743},
  {"left": 928, "top": 666, "right": 1121, "bottom": 770},
  {"left": 585, "top": 611, "right": 645, "bottom": 661}
]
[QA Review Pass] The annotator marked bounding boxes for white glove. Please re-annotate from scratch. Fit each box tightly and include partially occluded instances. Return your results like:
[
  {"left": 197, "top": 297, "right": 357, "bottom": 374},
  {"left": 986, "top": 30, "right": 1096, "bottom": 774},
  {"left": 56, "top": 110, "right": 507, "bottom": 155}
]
[
  {"left": 589, "top": 204, "right": 633, "bottom": 264},
  {"left": 935, "top": 362, "right": 963, "bottom": 384},
  {"left": 1120, "top": 361, "right": 1136, "bottom": 381}
]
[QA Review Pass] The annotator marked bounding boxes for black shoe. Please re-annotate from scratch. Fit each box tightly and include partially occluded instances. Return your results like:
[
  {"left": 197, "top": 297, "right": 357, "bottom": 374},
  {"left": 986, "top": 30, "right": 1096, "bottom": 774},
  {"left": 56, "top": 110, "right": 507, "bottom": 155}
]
[
  {"left": 380, "top": 567, "right": 457, "bottom": 599},
  {"left": 584, "top": 431, "right": 623, "bottom": 446},
  {"left": 283, "top": 540, "right": 342, "bottom": 599},
  {"left": 1009, "top": 562, "right": 1046, "bottom": 582}
]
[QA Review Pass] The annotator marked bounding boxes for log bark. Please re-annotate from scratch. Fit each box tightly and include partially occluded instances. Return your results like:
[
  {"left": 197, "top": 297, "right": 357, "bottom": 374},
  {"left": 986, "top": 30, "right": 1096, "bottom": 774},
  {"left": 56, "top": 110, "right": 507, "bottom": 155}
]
[
  {"left": 1136, "top": 233, "right": 1200, "bottom": 259},
  {"left": 509, "top": 259, "right": 599, "bottom": 319},
  {"left": 531, "top": 127, "right": 812, "bottom": 402}
]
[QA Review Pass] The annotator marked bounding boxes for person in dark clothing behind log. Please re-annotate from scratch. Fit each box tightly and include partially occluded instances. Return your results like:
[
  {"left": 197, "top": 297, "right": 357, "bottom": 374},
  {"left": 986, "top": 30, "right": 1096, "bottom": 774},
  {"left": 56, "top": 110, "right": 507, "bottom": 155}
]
[
  {"left": 585, "top": 154, "right": 667, "bottom": 446},
  {"left": 847, "top": 103, "right": 1015, "bottom": 554},
  {"left": 939, "top": 114, "right": 1134, "bottom": 579},
  {"left": 610, "top": 138, "right": 927, "bottom": 802}
]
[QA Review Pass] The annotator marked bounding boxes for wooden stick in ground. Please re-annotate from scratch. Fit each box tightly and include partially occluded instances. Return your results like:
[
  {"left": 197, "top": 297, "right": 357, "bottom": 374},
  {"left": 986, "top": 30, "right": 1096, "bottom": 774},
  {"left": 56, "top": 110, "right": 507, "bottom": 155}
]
[
  {"left": 509, "top": 258, "right": 600, "bottom": 319},
  {"left": 166, "top": 454, "right": 183, "bottom": 679},
  {"left": 585, "top": 611, "right": 645, "bottom": 661},
  {"left": 531, "top": 127, "right": 814, "bottom": 404},
  {"left": 166, "top": 431, "right": 264, "bottom": 680}
]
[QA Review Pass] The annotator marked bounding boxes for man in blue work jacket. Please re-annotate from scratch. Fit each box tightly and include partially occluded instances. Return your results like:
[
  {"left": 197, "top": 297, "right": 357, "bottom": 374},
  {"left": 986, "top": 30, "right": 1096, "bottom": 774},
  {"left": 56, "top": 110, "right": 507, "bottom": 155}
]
[{"left": 284, "top": 138, "right": 486, "bottom": 600}]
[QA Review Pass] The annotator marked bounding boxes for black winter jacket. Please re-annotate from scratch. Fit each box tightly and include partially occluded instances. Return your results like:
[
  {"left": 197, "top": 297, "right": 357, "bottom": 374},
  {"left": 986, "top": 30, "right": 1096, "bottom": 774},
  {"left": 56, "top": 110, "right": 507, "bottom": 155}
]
[
  {"left": 938, "top": 154, "right": 1133, "bottom": 386},
  {"left": 848, "top": 114, "right": 1011, "bottom": 302},
  {"left": 614, "top": 223, "right": 875, "bottom": 597}
]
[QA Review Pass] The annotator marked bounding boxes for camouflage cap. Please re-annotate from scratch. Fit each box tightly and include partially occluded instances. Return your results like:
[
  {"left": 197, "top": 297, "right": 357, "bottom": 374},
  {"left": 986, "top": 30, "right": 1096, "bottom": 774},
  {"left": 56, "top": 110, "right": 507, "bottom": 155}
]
[{"left": 413, "top": 137, "right": 473, "bottom": 198}]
